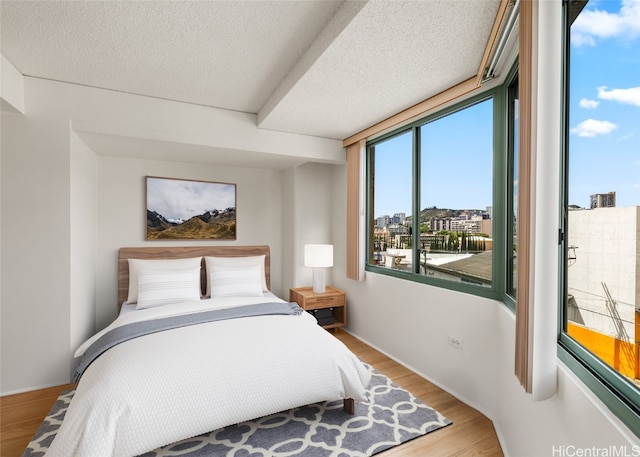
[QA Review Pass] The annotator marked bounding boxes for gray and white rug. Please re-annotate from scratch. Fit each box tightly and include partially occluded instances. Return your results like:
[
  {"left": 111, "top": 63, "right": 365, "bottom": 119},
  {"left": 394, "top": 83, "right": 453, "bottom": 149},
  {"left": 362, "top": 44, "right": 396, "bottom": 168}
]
[{"left": 24, "top": 365, "right": 451, "bottom": 457}]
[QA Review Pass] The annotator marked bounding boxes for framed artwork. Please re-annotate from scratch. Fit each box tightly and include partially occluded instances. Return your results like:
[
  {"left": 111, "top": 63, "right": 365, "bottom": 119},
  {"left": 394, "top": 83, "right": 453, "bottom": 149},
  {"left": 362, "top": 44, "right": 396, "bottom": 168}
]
[{"left": 146, "top": 176, "right": 236, "bottom": 240}]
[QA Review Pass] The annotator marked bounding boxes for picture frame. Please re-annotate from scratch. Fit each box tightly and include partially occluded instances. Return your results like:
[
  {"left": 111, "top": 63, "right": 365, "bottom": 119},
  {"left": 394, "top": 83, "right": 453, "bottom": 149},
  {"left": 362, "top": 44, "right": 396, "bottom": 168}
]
[{"left": 146, "top": 176, "right": 237, "bottom": 240}]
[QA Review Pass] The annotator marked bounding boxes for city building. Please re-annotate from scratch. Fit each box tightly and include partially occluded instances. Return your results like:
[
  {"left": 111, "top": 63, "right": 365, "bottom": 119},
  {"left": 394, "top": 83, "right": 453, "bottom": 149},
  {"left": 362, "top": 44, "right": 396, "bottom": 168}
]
[
  {"left": 590, "top": 192, "right": 616, "bottom": 209},
  {"left": 567, "top": 206, "right": 639, "bottom": 379}
]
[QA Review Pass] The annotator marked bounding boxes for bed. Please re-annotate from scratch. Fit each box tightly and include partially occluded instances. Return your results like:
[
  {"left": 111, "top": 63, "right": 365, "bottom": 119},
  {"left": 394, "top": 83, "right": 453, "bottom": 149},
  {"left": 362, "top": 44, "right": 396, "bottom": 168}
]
[{"left": 44, "top": 245, "right": 371, "bottom": 457}]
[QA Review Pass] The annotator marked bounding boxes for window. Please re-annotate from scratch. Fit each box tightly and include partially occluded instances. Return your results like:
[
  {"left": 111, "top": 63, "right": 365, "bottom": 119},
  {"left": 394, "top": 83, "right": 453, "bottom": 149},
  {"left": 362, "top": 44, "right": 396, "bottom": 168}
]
[
  {"left": 561, "top": 0, "right": 640, "bottom": 434},
  {"left": 418, "top": 99, "right": 494, "bottom": 287},
  {"left": 368, "top": 130, "right": 413, "bottom": 268},
  {"left": 506, "top": 76, "right": 519, "bottom": 300},
  {"left": 366, "top": 92, "right": 504, "bottom": 299}
]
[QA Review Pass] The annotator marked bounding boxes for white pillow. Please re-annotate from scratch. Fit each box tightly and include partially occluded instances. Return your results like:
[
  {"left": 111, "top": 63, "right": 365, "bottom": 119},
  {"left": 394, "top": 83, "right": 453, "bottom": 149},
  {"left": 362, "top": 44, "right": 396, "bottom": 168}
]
[
  {"left": 204, "top": 255, "right": 267, "bottom": 297},
  {"left": 136, "top": 268, "right": 201, "bottom": 310},
  {"left": 127, "top": 257, "right": 202, "bottom": 304},
  {"left": 209, "top": 265, "right": 263, "bottom": 298}
]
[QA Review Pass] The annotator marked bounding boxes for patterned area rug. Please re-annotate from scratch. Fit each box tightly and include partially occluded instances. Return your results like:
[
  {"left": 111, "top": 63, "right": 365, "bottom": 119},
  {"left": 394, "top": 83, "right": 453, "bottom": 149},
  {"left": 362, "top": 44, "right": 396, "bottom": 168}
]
[{"left": 24, "top": 365, "right": 451, "bottom": 457}]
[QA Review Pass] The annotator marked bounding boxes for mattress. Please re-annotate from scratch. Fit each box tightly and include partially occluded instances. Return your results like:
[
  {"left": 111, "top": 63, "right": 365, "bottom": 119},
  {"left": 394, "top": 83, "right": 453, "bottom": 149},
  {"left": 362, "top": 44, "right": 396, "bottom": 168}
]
[{"left": 45, "top": 295, "right": 371, "bottom": 456}]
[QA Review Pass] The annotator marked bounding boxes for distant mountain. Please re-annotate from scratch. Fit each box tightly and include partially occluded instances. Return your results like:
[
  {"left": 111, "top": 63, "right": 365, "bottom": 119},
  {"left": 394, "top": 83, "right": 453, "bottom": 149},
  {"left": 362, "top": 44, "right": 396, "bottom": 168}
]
[
  {"left": 147, "top": 210, "right": 175, "bottom": 231},
  {"left": 146, "top": 208, "right": 236, "bottom": 240},
  {"left": 197, "top": 208, "right": 236, "bottom": 224},
  {"left": 418, "top": 207, "right": 484, "bottom": 219}
]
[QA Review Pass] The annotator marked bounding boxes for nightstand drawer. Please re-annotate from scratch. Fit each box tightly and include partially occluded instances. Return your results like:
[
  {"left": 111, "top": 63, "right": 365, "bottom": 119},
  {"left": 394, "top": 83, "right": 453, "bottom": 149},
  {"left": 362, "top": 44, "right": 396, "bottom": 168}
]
[{"left": 304, "top": 294, "right": 345, "bottom": 309}]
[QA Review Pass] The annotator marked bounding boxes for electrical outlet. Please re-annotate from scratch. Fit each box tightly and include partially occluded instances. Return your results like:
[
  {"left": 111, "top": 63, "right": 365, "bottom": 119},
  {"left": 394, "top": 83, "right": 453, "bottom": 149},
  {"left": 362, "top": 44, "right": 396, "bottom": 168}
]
[{"left": 448, "top": 335, "right": 463, "bottom": 350}]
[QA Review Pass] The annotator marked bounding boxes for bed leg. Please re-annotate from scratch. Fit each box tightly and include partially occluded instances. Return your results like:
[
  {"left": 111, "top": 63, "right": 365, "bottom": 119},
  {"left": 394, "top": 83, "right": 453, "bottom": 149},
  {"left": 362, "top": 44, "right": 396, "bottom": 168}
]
[{"left": 343, "top": 398, "right": 355, "bottom": 415}]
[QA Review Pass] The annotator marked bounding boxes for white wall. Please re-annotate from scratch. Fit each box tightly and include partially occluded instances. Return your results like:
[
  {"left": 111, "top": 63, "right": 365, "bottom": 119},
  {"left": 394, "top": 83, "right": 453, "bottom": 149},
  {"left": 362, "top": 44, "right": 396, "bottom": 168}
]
[
  {"left": 494, "top": 307, "right": 638, "bottom": 456},
  {"left": 281, "top": 167, "right": 296, "bottom": 295},
  {"left": 1, "top": 93, "right": 72, "bottom": 393},
  {"left": 336, "top": 270, "right": 500, "bottom": 414},
  {"left": 69, "top": 132, "right": 98, "bottom": 371},
  {"left": 0, "top": 55, "right": 24, "bottom": 114},
  {"left": 95, "top": 156, "right": 289, "bottom": 329},
  {"left": 0, "top": 76, "right": 343, "bottom": 394},
  {"left": 291, "top": 162, "right": 335, "bottom": 289}
]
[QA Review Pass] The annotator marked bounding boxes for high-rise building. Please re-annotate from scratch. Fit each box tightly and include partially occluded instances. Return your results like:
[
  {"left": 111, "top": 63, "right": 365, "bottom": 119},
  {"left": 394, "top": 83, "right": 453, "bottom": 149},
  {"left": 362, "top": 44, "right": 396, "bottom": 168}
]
[
  {"left": 590, "top": 191, "right": 616, "bottom": 209},
  {"left": 567, "top": 206, "right": 639, "bottom": 379}
]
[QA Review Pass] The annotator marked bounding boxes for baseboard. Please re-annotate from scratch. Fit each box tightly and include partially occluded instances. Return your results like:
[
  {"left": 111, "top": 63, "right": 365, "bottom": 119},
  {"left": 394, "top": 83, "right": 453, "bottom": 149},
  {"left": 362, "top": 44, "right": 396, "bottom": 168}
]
[
  {"left": 340, "top": 327, "right": 509, "bottom": 453},
  {"left": 1, "top": 382, "right": 74, "bottom": 398}
]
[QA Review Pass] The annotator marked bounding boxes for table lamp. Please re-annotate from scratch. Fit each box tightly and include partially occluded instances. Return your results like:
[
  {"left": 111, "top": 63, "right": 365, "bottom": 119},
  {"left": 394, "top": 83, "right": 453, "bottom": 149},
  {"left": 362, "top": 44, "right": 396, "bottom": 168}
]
[{"left": 304, "top": 244, "right": 333, "bottom": 293}]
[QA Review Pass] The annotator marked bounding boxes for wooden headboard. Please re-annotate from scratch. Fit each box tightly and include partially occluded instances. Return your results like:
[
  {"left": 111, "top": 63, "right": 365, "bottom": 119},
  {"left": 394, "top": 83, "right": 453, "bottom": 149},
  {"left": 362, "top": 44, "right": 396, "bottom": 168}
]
[{"left": 118, "top": 245, "right": 271, "bottom": 310}]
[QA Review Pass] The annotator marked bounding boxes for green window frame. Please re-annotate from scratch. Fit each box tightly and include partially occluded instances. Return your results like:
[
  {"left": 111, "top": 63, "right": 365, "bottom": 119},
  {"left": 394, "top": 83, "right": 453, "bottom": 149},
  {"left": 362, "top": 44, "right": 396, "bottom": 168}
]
[
  {"left": 558, "top": 0, "right": 640, "bottom": 437},
  {"left": 506, "top": 74, "right": 519, "bottom": 306},
  {"left": 365, "top": 85, "right": 513, "bottom": 302}
]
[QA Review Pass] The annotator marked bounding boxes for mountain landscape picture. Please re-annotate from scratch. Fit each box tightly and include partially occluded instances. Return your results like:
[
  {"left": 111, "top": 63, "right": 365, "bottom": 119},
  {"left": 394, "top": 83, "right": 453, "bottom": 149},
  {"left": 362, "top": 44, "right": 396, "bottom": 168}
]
[{"left": 146, "top": 176, "right": 236, "bottom": 240}]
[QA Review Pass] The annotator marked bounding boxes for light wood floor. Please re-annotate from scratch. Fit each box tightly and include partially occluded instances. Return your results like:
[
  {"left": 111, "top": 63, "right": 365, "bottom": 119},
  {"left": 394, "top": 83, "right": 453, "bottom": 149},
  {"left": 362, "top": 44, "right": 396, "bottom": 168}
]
[
  {"left": 335, "top": 330, "right": 503, "bottom": 457},
  {"left": 1, "top": 382, "right": 76, "bottom": 457},
  {"left": 1, "top": 329, "right": 503, "bottom": 457}
]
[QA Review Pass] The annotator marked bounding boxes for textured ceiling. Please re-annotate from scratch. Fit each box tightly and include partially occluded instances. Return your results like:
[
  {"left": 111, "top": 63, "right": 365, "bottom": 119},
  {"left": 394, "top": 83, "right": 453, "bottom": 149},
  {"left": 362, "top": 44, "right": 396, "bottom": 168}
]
[{"left": 1, "top": 0, "right": 502, "bottom": 141}]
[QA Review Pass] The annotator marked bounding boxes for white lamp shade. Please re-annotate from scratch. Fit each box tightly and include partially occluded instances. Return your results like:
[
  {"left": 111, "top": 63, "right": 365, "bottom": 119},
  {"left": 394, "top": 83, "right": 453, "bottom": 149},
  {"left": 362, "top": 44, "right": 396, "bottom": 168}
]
[{"left": 304, "top": 244, "right": 333, "bottom": 268}]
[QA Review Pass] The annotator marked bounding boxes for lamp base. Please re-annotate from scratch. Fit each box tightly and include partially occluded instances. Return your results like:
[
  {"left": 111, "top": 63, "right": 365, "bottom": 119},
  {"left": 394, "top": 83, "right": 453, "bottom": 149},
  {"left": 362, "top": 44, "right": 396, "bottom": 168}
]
[{"left": 312, "top": 267, "right": 326, "bottom": 294}]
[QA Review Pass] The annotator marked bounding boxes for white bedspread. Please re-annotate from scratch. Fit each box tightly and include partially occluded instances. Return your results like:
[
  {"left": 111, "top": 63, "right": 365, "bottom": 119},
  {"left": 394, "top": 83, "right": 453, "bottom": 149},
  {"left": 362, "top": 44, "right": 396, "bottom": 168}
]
[{"left": 45, "top": 296, "right": 371, "bottom": 457}]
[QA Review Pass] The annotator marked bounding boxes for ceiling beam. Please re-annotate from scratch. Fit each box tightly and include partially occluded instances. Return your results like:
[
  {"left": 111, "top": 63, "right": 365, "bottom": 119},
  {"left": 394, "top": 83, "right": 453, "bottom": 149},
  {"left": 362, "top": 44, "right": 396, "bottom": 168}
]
[
  {"left": 257, "top": 1, "right": 367, "bottom": 131},
  {"left": 342, "top": 0, "right": 512, "bottom": 147}
]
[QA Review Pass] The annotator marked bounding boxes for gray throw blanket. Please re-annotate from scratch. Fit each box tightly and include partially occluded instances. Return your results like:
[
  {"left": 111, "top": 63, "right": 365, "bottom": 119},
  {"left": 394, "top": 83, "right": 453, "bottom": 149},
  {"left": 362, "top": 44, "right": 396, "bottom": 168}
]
[{"left": 73, "top": 302, "right": 303, "bottom": 383}]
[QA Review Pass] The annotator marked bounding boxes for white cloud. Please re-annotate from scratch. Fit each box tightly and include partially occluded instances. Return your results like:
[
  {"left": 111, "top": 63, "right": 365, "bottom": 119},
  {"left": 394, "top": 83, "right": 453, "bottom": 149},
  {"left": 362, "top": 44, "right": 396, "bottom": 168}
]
[
  {"left": 571, "top": 32, "right": 596, "bottom": 47},
  {"left": 572, "top": 0, "right": 640, "bottom": 46},
  {"left": 147, "top": 178, "right": 236, "bottom": 221},
  {"left": 571, "top": 119, "right": 618, "bottom": 137},
  {"left": 617, "top": 132, "right": 636, "bottom": 142},
  {"left": 598, "top": 86, "right": 640, "bottom": 106},
  {"left": 579, "top": 98, "right": 600, "bottom": 109}
]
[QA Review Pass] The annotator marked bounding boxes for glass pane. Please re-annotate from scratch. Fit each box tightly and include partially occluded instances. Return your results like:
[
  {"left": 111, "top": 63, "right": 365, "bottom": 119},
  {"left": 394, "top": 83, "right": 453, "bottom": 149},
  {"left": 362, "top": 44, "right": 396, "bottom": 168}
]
[
  {"left": 566, "top": 0, "right": 640, "bottom": 387},
  {"left": 507, "top": 77, "right": 519, "bottom": 299},
  {"left": 418, "top": 99, "right": 494, "bottom": 287},
  {"left": 369, "top": 130, "right": 413, "bottom": 270}
]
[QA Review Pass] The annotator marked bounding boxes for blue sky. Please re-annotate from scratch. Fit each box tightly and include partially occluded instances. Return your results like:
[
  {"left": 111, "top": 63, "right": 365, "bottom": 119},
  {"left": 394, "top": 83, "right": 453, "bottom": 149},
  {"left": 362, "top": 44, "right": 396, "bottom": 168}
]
[
  {"left": 568, "top": 0, "right": 640, "bottom": 208},
  {"left": 373, "top": 99, "right": 493, "bottom": 217},
  {"left": 374, "top": 0, "right": 639, "bottom": 218}
]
